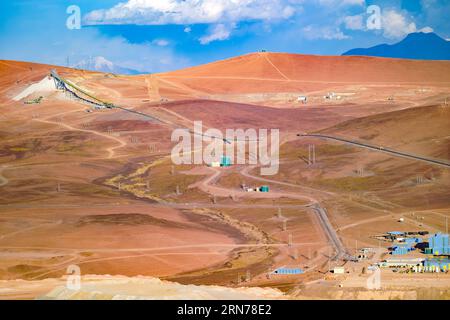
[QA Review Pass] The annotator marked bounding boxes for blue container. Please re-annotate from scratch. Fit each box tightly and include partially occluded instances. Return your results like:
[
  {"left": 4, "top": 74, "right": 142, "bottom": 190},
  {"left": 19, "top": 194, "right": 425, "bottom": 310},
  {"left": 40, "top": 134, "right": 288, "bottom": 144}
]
[
  {"left": 274, "top": 268, "right": 304, "bottom": 275},
  {"left": 428, "top": 234, "right": 450, "bottom": 255},
  {"left": 391, "top": 245, "right": 410, "bottom": 255}
]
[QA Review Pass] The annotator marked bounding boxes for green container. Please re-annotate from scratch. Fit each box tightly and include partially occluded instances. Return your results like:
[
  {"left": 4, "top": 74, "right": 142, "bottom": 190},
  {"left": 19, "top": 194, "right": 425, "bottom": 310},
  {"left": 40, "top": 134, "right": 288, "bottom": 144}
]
[{"left": 260, "top": 186, "right": 270, "bottom": 192}]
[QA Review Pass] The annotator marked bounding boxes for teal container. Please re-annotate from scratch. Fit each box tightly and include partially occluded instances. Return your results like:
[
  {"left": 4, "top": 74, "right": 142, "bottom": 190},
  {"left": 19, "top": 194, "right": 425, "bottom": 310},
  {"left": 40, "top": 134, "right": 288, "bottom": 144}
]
[
  {"left": 260, "top": 186, "right": 270, "bottom": 192},
  {"left": 220, "top": 156, "right": 232, "bottom": 167}
]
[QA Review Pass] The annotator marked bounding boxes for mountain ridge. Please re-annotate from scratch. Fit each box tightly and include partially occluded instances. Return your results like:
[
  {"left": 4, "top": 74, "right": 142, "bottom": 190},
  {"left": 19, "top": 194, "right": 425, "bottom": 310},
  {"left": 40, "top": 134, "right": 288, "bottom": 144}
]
[
  {"left": 72, "top": 56, "right": 144, "bottom": 75},
  {"left": 342, "top": 32, "right": 450, "bottom": 61}
]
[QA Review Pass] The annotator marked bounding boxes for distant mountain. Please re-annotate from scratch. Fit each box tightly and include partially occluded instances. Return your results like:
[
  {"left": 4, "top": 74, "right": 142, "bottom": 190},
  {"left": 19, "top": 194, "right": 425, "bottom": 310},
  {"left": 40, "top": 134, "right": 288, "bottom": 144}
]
[
  {"left": 72, "top": 56, "right": 143, "bottom": 75},
  {"left": 342, "top": 32, "right": 450, "bottom": 60}
]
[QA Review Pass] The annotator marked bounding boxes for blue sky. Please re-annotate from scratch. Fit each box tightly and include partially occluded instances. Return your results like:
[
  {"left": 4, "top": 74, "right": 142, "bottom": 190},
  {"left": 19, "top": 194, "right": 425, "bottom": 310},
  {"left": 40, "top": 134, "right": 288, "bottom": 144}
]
[{"left": 0, "top": 0, "right": 448, "bottom": 73}]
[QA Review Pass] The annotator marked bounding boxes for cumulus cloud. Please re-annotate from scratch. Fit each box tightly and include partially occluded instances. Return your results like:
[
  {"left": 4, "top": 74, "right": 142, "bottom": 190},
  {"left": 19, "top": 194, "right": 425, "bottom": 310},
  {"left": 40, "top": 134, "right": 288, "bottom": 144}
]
[
  {"left": 0, "top": 26, "right": 189, "bottom": 73},
  {"left": 318, "top": 0, "right": 364, "bottom": 7},
  {"left": 342, "top": 7, "right": 435, "bottom": 40},
  {"left": 381, "top": 9, "right": 417, "bottom": 39},
  {"left": 419, "top": 26, "right": 434, "bottom": 33},
  {"left": 84, "top": 0, "right": 297, "bottom": 25},
  {"left": 84, "top": 0, "right": 301, "bottom": 44},
  {"left": 199, "top": 23, "right": 235, "bottom": 44},
  {"left": 343, "top": 15, "right": 364, "bottom": 30},
  {"left": 152, "top": 39, "right": 170, "bottom": 46},
  {"left": 302, "top": 25, "right": 349, "bottom": 40}
]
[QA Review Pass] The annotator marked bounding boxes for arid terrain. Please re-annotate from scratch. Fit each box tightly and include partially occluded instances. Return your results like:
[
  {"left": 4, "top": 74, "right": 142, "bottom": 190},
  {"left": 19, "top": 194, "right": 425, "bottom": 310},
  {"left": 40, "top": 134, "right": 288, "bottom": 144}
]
[{"left": 0, "top": 53, "right": 449, "bottom": 299}]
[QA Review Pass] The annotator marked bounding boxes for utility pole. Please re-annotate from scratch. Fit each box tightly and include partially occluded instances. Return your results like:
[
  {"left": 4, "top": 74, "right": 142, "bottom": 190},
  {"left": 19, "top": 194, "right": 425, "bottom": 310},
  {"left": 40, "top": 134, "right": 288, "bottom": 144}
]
[
  {"left": 308, "top": 145, "right": 311, "bottom": 165},
  {"left": 246, "top": 270, "right": 251, "bottom": 282},
  {"left": 308, "top": 144, "right": 316, "bottom": 166},
  {"left": 416, "top": 175, "right": 424, "bottom": 185},
  {"left": 446, "top": 216, "right": 448, "bottom": 234},
  {"left": 283, "top": 219, "right": 287, "bottom": 231},
  {"left": 293, "top": 248, "right": 298, "bottom": 260},
  {"left": 313, "top": 144, "right": 316, "bottom": 164},
  {"left": 358, "top": 167, "right": 364, "bottom": 177},
  {"left": 277, "top": 207, "right": 282, "bottom": 219},
  {"left": 328, "top": 247, "right": 331, "bottom": 273}
]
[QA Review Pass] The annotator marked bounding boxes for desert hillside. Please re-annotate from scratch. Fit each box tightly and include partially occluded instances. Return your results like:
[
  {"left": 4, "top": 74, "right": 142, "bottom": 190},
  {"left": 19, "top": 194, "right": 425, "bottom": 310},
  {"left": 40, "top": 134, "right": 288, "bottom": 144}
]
[{"left": 161, "top": 52, "right": 450, "bottom": 83}]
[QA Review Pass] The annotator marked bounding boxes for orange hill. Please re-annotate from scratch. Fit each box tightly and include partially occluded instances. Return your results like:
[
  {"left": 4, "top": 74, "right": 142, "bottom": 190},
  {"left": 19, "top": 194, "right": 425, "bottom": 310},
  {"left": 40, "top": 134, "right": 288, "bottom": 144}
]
[
  {"left": 154, "top": 52, "right": 450, "bottom": 96},
  {"left": 161, "top": 52, "right": 450, "bottom": 82},
  {"left": 2, "top": 52, "right": 450, "bottom": 102}
]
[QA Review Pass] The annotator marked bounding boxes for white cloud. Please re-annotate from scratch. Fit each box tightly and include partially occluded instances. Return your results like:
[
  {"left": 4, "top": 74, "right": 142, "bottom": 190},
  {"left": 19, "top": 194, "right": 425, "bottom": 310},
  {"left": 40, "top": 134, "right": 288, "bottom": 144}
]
[
  {"left": 342, "top": 8, "right": 435, "bottom": 40},
  {"left": 152, "top": 39, "right": 170, "bottom": 46},
  {"left": 302, "top": 25, "right": 349, "bottom": 40},
  {"left": 0, "top": 26, "right": 189, "bottom": 73},
  {"left": 318, "top": 0, "right": 364, "bottom": 7},
  {"left": 84, "top": 0, "right": 297, "bottom": 25},
  {"left": 199, "top": 23, "right": 235, "bottom": 44},
  {"left": 419, "top": 26, "right": 434, "bottom": 33},
  {"left": 84, "top": 0, "right": 300, "bottom": 45},
  {"left": 343, "top": 0, "right": 365, "bottom": 5},
  {"left": 381, "top": 9, "right": 417, "bottom": 39},
  {"left": 343, "top": 15, "right": 364, "bottom": 30}
]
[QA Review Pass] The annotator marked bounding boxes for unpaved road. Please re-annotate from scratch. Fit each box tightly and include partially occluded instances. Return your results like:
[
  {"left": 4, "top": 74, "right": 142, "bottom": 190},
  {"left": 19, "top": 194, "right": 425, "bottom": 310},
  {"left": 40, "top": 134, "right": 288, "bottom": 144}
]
[
  {"left": 33, "top": 118, "right": 126, "bottom": 159},
  {"left": 194, "top": 167, "right": 315, "bottom": 203}
]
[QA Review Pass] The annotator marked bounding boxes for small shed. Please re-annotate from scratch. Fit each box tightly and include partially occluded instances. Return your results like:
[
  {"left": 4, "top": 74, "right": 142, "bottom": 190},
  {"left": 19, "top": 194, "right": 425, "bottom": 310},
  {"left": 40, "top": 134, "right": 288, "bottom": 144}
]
[
  {"left": 333, "top": 266, "right": 345, "bottom": 274},
  {"left": 297, "top": 96, "right": 307, "bottom": 104},
  {"left": 209, "top": 161, "right": 220, "bottom": 168}
]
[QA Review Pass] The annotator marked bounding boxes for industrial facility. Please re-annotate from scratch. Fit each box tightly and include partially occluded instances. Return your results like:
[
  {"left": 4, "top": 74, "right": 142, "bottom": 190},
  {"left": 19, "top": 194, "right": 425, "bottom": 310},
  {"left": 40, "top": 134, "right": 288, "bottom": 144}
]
[{"left": 376, "top": 232, "right": 450, "bottom": 273}]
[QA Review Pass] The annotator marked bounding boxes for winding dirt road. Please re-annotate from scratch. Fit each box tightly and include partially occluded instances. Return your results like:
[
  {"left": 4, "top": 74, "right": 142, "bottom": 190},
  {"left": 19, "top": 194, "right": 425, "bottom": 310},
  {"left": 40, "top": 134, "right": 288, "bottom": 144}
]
[{"left": 33, "top": 118, "right": 126, "bottom": 159}]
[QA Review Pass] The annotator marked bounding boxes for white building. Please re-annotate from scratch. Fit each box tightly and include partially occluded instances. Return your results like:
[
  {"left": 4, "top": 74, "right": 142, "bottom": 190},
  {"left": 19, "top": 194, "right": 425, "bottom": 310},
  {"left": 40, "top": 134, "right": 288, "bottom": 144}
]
[
  {"left": 333, "top": 266, "right": 345, "bottom": 274},
  {"left": 209, "top": 162, "right": 220, "bottom": 168},
  {"left": 297, "top": 96, "right": 307, "bottom": 104}
]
